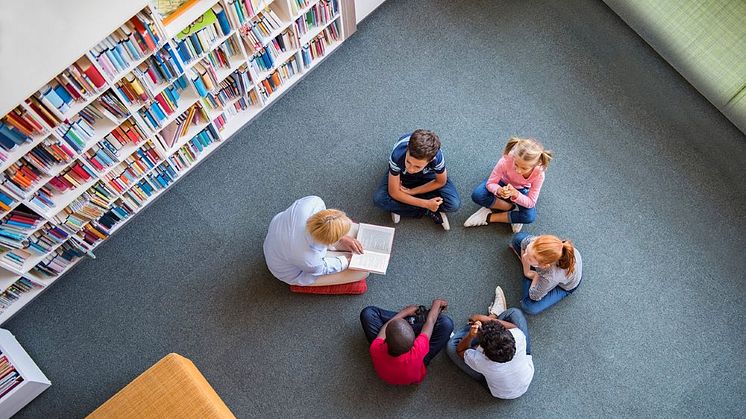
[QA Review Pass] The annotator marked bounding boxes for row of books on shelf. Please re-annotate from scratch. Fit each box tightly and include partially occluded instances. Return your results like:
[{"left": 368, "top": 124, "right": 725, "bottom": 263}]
[
  {"left": 190, "top": 36, "right": 243, "bottom": 97},
  {"left": 0, "top": 109, "right": 47, "bottom": 155},
  {"left": 137, "top": 76, "right": 190, "bottom": 131},
  {"left": 250, "top": 28, "right": 297, "bottom": 74},
  {"left": 258, "top": 55, "right": 301, "bottom": 96},
  {"left": 301, "top": 20, "right": 340, "bottom": 67},
  {"left": 174, "top": 6, "right": 233, "bottom": 66},
  {"left": 91, "top": 10, "right": 163, "bottom": 81},
  {"left": 226, "top": 0, "right": 270, "bottom": 25},
  {"left": 239, "top": 8, "right": 287, "bottom": 51},
  {"left": 33, "top": 59, "right": 107, "bottom": 121},
  {"left": 0, "top": 209, "right": 44, "bottom": 249},
  {"left": 0, "top": 125, "right": 223, "bottom": 279},
  {"left": 202, "top": 67, "right": 254, "bottom": 113},
  {"left": 0, "top": 278, "right": 42, "bottom": 310},
  {"left": 0, "top": 352, "right": 24, "bottom": 398},
  {"left": 295, "top": 0, "right": 339, "bottom": 39}
]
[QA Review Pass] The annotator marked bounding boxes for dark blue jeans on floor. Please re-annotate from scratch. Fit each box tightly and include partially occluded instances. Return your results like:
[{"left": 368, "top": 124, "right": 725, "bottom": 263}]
[
  {"left": 360, "top": 306, "right": 454, "bottom": 365},
  {"left": 373, "top": 172, "right": 461, "bottom": 217},
  {"left": 511, "top": 232, "right": 580, "bottom": 315},
  {"left": 471, "top": 179, "right": 536, "bottom": 224},
  {"left": 446, "top": 308, "right": 532, "bottom": 386}
]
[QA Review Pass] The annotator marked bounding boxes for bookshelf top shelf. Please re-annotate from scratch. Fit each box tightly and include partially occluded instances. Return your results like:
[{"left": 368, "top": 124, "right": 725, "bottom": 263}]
[{"left": 0, "top": 0, "right": 150, "bottom": 117}]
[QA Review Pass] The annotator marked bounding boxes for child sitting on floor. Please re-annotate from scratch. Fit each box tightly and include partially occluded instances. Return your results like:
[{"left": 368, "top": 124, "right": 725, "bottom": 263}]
[{"left": 464, "top": 137, "right": 552, "bottom": 233}]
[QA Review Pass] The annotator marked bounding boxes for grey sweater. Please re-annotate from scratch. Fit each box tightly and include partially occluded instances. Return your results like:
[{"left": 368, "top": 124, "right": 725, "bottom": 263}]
[{"left": 520, "top": 236, "right": 583, "bottom": 301}]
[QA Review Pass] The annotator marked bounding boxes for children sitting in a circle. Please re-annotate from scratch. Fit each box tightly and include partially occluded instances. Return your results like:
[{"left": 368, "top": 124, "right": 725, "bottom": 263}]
[{"left": 262, "top": 129, "right": 583, "bottom": 398}]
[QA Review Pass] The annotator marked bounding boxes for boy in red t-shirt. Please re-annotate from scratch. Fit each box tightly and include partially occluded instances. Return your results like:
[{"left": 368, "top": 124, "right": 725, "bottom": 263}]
[{"left": 360, "top": 299, "right": 453, "bottom": 385}]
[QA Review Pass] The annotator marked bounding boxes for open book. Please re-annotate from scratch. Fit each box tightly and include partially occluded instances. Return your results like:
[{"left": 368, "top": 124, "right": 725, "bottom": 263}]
[{"left": 349, "top": 223, "right": 396, "bottom": 275}]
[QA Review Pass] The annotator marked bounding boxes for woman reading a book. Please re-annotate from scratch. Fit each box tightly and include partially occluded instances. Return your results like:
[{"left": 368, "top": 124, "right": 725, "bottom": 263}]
[{"left": 263, "top": 196, "right": 368, "bottom": 287}]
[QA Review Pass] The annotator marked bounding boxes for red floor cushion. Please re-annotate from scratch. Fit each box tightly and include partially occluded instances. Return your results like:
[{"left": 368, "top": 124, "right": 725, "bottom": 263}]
[{"left": 290, "top": 279, "right": 368, "bottom": 295}]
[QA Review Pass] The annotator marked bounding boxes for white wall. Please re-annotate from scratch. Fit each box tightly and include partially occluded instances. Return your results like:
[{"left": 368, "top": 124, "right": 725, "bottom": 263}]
[{"left": 354, "top": 0, "right": 386, "bottom": 23}]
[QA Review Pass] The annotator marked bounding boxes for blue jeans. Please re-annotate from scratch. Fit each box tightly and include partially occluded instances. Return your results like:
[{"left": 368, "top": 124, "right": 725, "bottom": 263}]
[
  {"left": 511, "top": 233, "right": 580, "bottom": 315},
  {"left": 373, "top": 172, "right": 462, "bottom": 217},
  {"left": 470, "top": 179, "right": 536, "bottom": 224},
  {"left": 446, "top": 308, "right": 532, "bottom": 386},
  {"left": 360, "top": 306, "right": 454, "bottom": 365}
]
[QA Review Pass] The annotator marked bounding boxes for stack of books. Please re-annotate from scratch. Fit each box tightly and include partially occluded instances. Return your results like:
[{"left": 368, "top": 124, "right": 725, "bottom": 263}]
[
  {"left": 0, "top": 107, "right": 46, "bottom": 156},
  {"left": 0, "top": 209, "right": 43, "bottom": 249}
]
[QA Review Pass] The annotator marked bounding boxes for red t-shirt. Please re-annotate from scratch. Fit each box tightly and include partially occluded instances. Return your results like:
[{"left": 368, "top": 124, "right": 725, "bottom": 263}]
[{"left": 369, "top": 334, "right": 429, "bottom": 385}]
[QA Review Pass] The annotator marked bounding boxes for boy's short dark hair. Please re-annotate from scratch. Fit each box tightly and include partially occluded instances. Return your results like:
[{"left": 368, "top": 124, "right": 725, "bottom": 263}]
[
  {"left": 386, "top": 318, "right": 415, "bottom": 356},
  {"left": 408, "top": 129, "right": 441, "bottom": 161},
  {"left": 479, "top": 321, "right": 516, "bottom": 363}
]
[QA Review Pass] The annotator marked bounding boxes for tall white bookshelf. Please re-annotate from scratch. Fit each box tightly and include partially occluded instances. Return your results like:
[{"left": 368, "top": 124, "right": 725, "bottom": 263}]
[
  {"left": 0, "top": 329, "right": 51, "bottom": 418},
  {"left": 0, "top": 0, "right": 349, "bottom": 324}
]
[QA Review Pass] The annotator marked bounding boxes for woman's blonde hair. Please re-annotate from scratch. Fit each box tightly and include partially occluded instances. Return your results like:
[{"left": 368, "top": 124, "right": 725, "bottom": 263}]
[
  {"left": 531, "top": 235, "right": 576, "bottom": 276},
  {"left": 306, "top": 209, "right": 352, "bottom": 245},
  {"left": 504, "top": 137, "right": 553, "bottom": 168}
]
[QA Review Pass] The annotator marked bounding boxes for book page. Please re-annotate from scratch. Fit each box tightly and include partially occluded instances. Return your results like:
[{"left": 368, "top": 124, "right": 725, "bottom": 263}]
[
  {"left": 356, "top": 223, "right": 395, "bottom": 254},
  {"left": 350, "top": 251, "right": 390, "bottom": 274}
]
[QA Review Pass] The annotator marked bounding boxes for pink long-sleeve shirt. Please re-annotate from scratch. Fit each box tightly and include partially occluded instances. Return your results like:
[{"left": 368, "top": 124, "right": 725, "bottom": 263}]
[{"left": 486, "top": 154, "right": 546, "bottom": 208}]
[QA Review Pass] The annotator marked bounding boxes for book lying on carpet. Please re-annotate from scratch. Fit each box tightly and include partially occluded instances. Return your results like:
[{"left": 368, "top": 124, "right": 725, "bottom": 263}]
[{"left": 349, "top": 223, "right": 395, "bottom": 275}]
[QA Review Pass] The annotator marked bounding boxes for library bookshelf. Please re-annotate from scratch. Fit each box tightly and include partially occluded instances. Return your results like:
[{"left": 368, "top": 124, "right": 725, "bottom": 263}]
[
  {"left": 0, "top": 329, "right": 51, "bottom": 418},
  {"left": 0, "top": 0, "right": 349, "bottom": 325}
]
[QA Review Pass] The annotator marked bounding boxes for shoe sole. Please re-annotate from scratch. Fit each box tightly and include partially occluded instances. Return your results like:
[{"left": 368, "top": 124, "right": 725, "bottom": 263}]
[{"left": 440, "top": 212, "right": 450, "bottom": 230}]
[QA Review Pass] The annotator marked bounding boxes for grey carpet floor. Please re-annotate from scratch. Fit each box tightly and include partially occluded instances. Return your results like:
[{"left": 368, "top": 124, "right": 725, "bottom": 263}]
[{"left": 7, "top": 0, "right": 746, "bottom": 417}]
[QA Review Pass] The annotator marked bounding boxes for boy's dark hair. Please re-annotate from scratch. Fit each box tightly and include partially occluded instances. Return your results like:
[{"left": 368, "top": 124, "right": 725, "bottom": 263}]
[
  {"left": 408, "top": 129, "right": 441, "bottom": 161},
  {"left": 479, "top": 321, "right": 516, "bottom": 363},
  {"left": 386, "top": 318, "right": 415, "bottom": 356}
]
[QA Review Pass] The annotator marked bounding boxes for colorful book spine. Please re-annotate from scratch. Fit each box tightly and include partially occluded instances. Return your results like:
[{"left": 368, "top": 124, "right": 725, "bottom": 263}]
[
  {"left": 90, "top": 9, "right": 162, "bottom": 80},
  {"left": 259, "top": 56, "right": 300, "bottom": 95},
  {"left": 136, "top": 75, "right": 189, "bottom": 130},
  {"left": 301, "top": 21, "right": 340, "bottom": 68},
  {"left": 0, "top": 278, "right": 42, "bottom": 310},
  {"left": 239, "top": 8, "right": 285, "bottom": 51},
  {"left": 29, "top": 241, "right": 85, "bottom": 278},
  {"left": 134, "top": 44, "right": 184, "bottom": 94},
  {"left": 295, "top": 0, "right": 339, "bottom": 39},
  {"left": 94, "top": 90, "right": 130, "bottom": 121}
]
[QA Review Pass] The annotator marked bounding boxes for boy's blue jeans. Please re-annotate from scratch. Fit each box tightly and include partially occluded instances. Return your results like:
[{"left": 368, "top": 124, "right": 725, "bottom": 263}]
[
  {"left": 471, "top": 179, "right": 536, "bottom": 224},
  {"left": 373, "top": 173, "right": 461, "bottom": 217},
  {"left": 511, "top": 233, "right": 580, "bottom": 315},
  {"left": 446, "top": 308, "right": 532, "bottom": 386},
  {"left": 360, "top": 306, "right": 454, "bottom": 365}
]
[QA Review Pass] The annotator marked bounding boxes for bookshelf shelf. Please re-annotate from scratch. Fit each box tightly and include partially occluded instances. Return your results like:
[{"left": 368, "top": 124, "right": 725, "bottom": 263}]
[
  {"left": 0, "top": 282, "right": 47, "bottom": 324},
  {"left": 0, "top": 329, "right": 51, "bottom": 416},
  {"left": 0, "top": 271, "right": 21, "bottom": 293},
  {"left": 0, "top": 0, "right": 348, "bottom": 324},
  {"left": 0, "top": 134, "right": 48, "bottom": 173},
  {"left": 26, "top": 176, "right": 100, "bottom": 220},
  {"left": 220, "top": 103, "right": 264, "bottom": 138},
  {"left": 299, "top": 14, "right": 341, "bottom": 45},
  {"left": 292, "top": 0, "right": 322, "bottom": 21}
]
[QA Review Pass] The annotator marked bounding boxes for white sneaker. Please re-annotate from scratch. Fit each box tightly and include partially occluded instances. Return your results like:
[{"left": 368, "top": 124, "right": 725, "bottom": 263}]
[
  {"left": 511, "top": 223, "right": 523, "bottom": 233},
  {"left": 440, "top": 212, "right": 450, "bottom": 231},
  {"left": 488, "top": 286, "right": 507, "bottom": 316},
  {"left": 463, "top": 207, "right": 492, "bottom": 227},
  {"left": 391, "top": 212, "right": 400, "bottom": 224}
]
